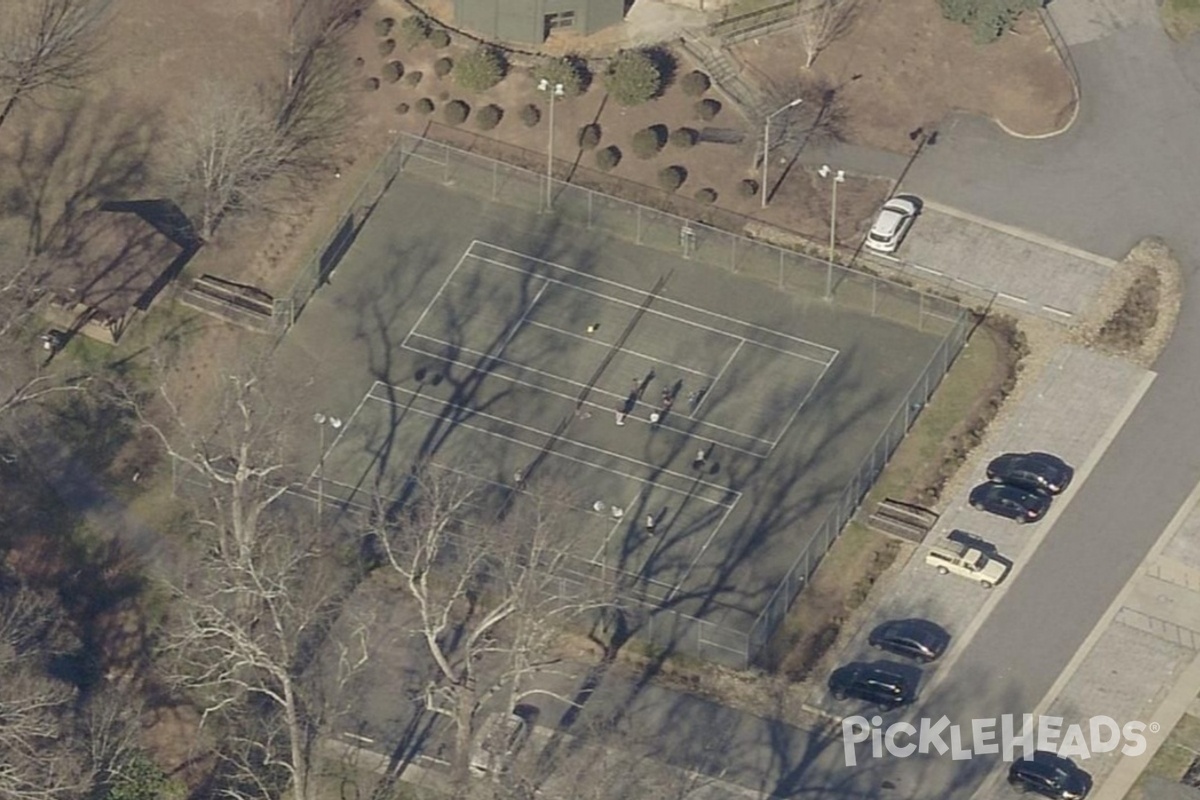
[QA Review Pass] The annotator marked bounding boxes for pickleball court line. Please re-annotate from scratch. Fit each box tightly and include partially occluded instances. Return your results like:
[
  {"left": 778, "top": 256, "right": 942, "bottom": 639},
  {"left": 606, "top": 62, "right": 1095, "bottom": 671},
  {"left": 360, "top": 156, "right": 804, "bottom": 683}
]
[
  {"left": 665, "top": 500, "right": 739, "bottom": 604},
  {"left": 399, "top": 334, "right": 774, "bottom": 455},
  {"left": 468, "top": 240, "right": 839, "bottom": 363},
  {"left": 400, "top": 247, "right": 474, "bottom": 352}
]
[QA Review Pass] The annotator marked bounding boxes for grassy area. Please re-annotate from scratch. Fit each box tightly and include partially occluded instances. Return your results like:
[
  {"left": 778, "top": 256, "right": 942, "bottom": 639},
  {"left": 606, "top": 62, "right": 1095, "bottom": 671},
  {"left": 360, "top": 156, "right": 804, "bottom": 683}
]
[
  {"left": 1162, "top": 0, "right": 1200, "bottom": 41},
  {"left": 1133, "top": 712, "right": 1200, "bottom": 788}
]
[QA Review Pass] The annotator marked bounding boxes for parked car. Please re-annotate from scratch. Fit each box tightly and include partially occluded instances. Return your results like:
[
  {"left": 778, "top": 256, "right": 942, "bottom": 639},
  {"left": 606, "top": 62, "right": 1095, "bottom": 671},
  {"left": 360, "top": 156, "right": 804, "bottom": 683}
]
[
  {"left": 987, "top": 452, "right": 1074, "bottom": 495},
  {"left": 1007, "top": 750, "right": 1092, "bottom": 798},
  {"left": 865, "top": 196, "right": 920, "bottom": 253},
  {"left": 926, "top": 542, "right": 1009, "bottom": 588},
  {"left": 969, "top": 482, "right": 1050, "bottom": 523},
  {"left": 828, "top": 661, "right": 916, "bottom": 710},
  {"left": 868, "top": 619, "right": 951, "bottom": 663}
]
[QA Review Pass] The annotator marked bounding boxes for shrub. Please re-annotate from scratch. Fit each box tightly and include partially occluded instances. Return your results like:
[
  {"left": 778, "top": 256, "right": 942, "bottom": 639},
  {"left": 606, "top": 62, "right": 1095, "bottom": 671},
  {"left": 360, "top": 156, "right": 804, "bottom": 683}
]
[
  {"left": 680, "top": 70, "right": 711, "bottom": 97},
  {"left": 476, "top": 104, "right": 503, "bottom": 130},
  {"left": 631, "top": 127, "right": 663, "bottom": 159},
  {"left": 444, "top": 99, "right": 470, "bottom": 125},
  {"left": 378, "top": 38, "right": 396, "bottom": 56},
  {"left": 404, "top": 70, "right": 423, "bottom": 86},
  {"left": 429, "top": 28, "right": 451, "bottom": 49},
  {"left": 737, "top": 178, "right": 760, "bottom": 198},
  {"left": 578, "top": 123, "right": 601, "bottom": 149},
  {"left": 603, "top": 49, "right": 662, "bottom": 107},
  {"left": 416, "top": 97, "right": 435, "bottom": 115},
  {"left": 399, "top": 15, "right": 431, "bottom": 47},
  {"left": 531, "top": 55, "right": 590, "bottom": 97},
  {"left": 374, "top": 17, "right": 394, "bottom": 36},
  {"left": 595, "top": 145, "right": 621, "bottom": 171},
  {"left": 695, "top": 187, "right": 718, "bottom": 204},
  {"left": 696, "top": 98, "right": 722, "bottom": 121},
  {"left": 384, "top": 60, "right": 404, "bottom": 82},
  {"left": 396, "top": 103, "right": 410, "bottom": 115},
  {"left": 353, "top": 56, "right": 365, "bottom": 71},
  {"left": 363, "top": 76, "right": 380, "bottom": 91},
  {"left": 519, "top": 103, "right": 541, "bottom": 127},
  {"left": 433, "top": 57, "right": 453, "bottom": 78},
  {"left": 455, "top": 46, "right": 506, "bottom": 91},
  {"left": 939, "top": 0, "right": 1040, "bottom": 44},
  {"left": 669, "top": 127, "right": 698, "bottom": 148},
  {"left": 658, "top": 165, "right": 687, "bottom": 191}
]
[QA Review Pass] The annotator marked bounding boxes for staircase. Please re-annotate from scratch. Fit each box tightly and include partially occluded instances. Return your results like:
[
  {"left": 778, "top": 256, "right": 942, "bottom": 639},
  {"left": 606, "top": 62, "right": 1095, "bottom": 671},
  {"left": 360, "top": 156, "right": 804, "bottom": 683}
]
[{"left": 679, "top": 31, "right": 773, "bottom": 124}]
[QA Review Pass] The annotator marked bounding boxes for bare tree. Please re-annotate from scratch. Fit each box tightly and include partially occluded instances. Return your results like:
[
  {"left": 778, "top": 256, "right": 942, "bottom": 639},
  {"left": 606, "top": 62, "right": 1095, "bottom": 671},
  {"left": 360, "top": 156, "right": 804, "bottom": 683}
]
[
  {"left": 0, "top": 0, "right": 111, "bottom": 130},
  {"left": 161, "top": 518, "right": 370, "bottom": 800},
  {"left": 795, "top": 0, "right": 858, "bottom": 69},
  {"left": 371, "top": 468, "right": 609, "bottom": 792},
  {"left": 0, "top": 574, "right": 88, "bottom": 800},
  {"left": 166, "top": 83, "right": 296, "bottom": 243}
]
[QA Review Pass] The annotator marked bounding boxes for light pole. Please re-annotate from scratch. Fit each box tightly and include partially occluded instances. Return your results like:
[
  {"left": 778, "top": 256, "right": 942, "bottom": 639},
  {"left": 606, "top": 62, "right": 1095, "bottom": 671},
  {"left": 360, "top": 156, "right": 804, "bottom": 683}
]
[
  {"left": 313, "top": 412, "right": 342, "bottom": 522},
  {"left": 537, "top": 79, "right": 565, "bottom": 211},
  {"left": 761, "top": 97, "right": 803, "bottom": 208},
  {"left": 817, "top": 165, "right": 845, "bottom": 265}
]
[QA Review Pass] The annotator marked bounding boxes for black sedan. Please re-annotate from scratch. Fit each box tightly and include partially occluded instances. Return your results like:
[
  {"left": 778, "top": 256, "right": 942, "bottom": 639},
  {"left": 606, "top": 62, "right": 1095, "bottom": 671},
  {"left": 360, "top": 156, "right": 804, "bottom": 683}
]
[
  {"left": 969, "top": 482, "right": 1050, "bottom": 523},
  {"left": 1007, "top": 750, "right": 1091, "bottom": 798},
  {"left": 987, "top": 452, "right": 1074, "bottom": 495},
  {"left": 828, "top": 661, "right": 915, "bottom": 711},
  {"left": 868, "top": 619, "right": 951, "bottom": 663}
]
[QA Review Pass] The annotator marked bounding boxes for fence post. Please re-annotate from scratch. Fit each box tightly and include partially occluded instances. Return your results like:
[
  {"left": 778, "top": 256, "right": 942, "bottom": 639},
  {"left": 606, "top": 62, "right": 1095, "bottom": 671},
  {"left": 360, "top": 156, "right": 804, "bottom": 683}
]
[
  {"left": 587, "top": 190, "right": 594, "bottom": 228},
  {"left": 636, "top": 206, "right": 643, "bottom": 244},
  {"left": 825, "top": 261, "right": 833, "bottom": 300},
  {"left": 491, "top": 160, "right": 498, "bottom": 200},
  {"left": 730, "top": 233, "right": 737, "bottom": 272},
  {"left": 778, "top": 249, "right": 785, "bottom": 289},
  {"left": 918, "top": 292, "right": 926, "bottom": 332},
  {"left": 872, "top": 278, "right": 878, "bottom": 316}
]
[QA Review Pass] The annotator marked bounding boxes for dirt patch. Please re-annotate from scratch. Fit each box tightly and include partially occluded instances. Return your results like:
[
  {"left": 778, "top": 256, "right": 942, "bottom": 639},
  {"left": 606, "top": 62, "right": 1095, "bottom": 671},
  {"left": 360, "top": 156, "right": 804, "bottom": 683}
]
[
  {"left": 732, "top": 0, "right": 1076, "bottom": 153},
  {"left": 1075, "top": 238, "right": 1183, "bottom": 368}
]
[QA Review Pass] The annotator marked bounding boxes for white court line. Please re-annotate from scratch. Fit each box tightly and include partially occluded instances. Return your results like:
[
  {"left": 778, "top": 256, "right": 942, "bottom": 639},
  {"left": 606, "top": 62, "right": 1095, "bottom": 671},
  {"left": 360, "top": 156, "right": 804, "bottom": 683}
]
[
  {"left": 364, "top": 390, "right": 741, "bottom": 503},
  {"left": 469, "top": 241, "right": 840, "bottom": 362},
  {"left": 401, "top": 333, "right": 774, "bottom": 454},
  {"left": 693, "top": 339, "right": 743, "bottom": 417},
  {"left": 665, "top": 500, "right": 739, "bottom": 604},
  {"left": 305, "top": 385, "right": 377, "bottom": 485},
  {"left": 497, "top": 279, "right": 549, "bottom": 354},
  {"left": 401, "top": 248, "right": 473, "bottom": 351},
  {"left": 466, "top": 251, "right": 834, "bottom": 367},
  {"left": 767, "top": 351, "right": 838, "bottom": 453},
  {"left": 595, "top": 486, "right": 650, "bottom": 564},
  {"left": 520, "top": 319, "right": 714, "bottom": 379}
]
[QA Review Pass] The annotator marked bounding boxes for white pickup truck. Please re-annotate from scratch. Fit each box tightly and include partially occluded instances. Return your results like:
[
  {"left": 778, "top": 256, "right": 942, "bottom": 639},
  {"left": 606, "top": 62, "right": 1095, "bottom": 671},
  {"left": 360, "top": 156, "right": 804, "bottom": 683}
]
[{"left": 925, "top": 542, "right": 1009, "bottom": 588}]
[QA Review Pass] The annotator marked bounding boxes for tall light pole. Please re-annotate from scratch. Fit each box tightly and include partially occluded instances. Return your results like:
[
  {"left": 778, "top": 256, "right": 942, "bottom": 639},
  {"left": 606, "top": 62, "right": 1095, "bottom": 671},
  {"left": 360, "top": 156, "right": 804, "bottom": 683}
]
[
  {"left": 817, "top": 165, "right": 845, "bottom": 265},
  {"left": 313, "top": 412, "right": 342, "bottom": 522},
  {"left": 761, "top": 97, "right": 803, "bottom": 208},
  {"left": 537, "top": 79, "right": 565, "bottom": 211}
]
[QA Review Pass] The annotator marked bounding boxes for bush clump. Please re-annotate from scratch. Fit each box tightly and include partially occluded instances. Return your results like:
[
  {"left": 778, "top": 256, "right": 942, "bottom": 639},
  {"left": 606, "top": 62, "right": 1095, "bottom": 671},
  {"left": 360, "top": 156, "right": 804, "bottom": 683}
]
[
  {"left": 695, "top": 187, "right": 718, "bottom": 204},
  {"left": 737, "top": 178, "right": 760, "bottom": 198},
  {"left": 353, "top": 56, "right": 365, "bottom": 71},
  {"left": 939, "top": 0, "right": 1040, "bottom": 44},
  {"left": 378, "top": 38, "right": 396, "bottom": 56},
  {"left": 363, "top": 76, "right": 381, "bottom": 91},
  {"left": 531, "top": 55, "right": 590, "bottom": 97},
  {"left": 404, "top": 70, "right": 423, "bottom": 86},
  {"left": 680, "top": 70, "right": 711, "bottom": 97},
  {"left": 595, "top": 145, "right": 621, "bottom": 171},
  {"left": 669, "top": 127, "right": 698, "bottom": 149},
  {"left": 476, "top": 104, "right": 503, "bottom": 130},
  {"left": 696, "top": 98, "right": 722, "bottom": 121},
  {"left": 399, "top": 15, "right": 431, "bottom": 47},
  {"left": 444, "top": 99, "right": 470, "bottom": 126},
  {"left": 415, "top": 97, "right": 435, "bottom": 115},
  {"left": 395, "top": 102, "right": 410, "bottom": 115},
  {"left": 578, "top": 123, "right": 602, "bottom": 149},
  {"left": 374, "top": 17, "right": 394, "bottom": 36},
  {"left": 603, "top": 49, "right": 662, "bottom": 107},
  {"left": 631, "top": 127, "right": 664, "bottom": 159},
  {"left": 519, "top": 103, "right": 541, "bottom": 127},
  {"left": 658, "top": 165, "right": 687, "bottom": 191},
  {"left": 455, "top": 46, "right": 507, "bottom": 91},
  {"left": 429, "top": 28, "right": 451, "bottom": 49},
  {"left": 384, "top": 60, "right": 404, "bottom": 82},
  {"left": 433, "top": 57, "right": 453, "bottom": 78}
]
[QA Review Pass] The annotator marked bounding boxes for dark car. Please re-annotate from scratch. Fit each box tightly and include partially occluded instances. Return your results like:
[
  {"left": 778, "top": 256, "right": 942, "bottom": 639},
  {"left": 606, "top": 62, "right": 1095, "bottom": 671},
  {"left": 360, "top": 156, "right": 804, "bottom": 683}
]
[
  {"left": 987, "top": 452, "right": 1075, "bottom": 495},
  {"left": 969, "top": 483, "right": 1051, "bottom": 523},
  {"left": 868, "top": 619, "right": 951, "bottom": 663},
  {"left": 1007, "top": 750, "right": 1092, "bottom": 798},
  {"left": 828, "top": 662, "right": 915, "bottom": 710}
]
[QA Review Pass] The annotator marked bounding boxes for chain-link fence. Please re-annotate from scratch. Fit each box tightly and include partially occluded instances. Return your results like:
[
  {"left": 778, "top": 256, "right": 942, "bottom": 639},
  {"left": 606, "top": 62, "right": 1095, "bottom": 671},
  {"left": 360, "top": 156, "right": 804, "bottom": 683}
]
[{"left": 274, "top": 129, "right": 974, "bottom": 668}]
